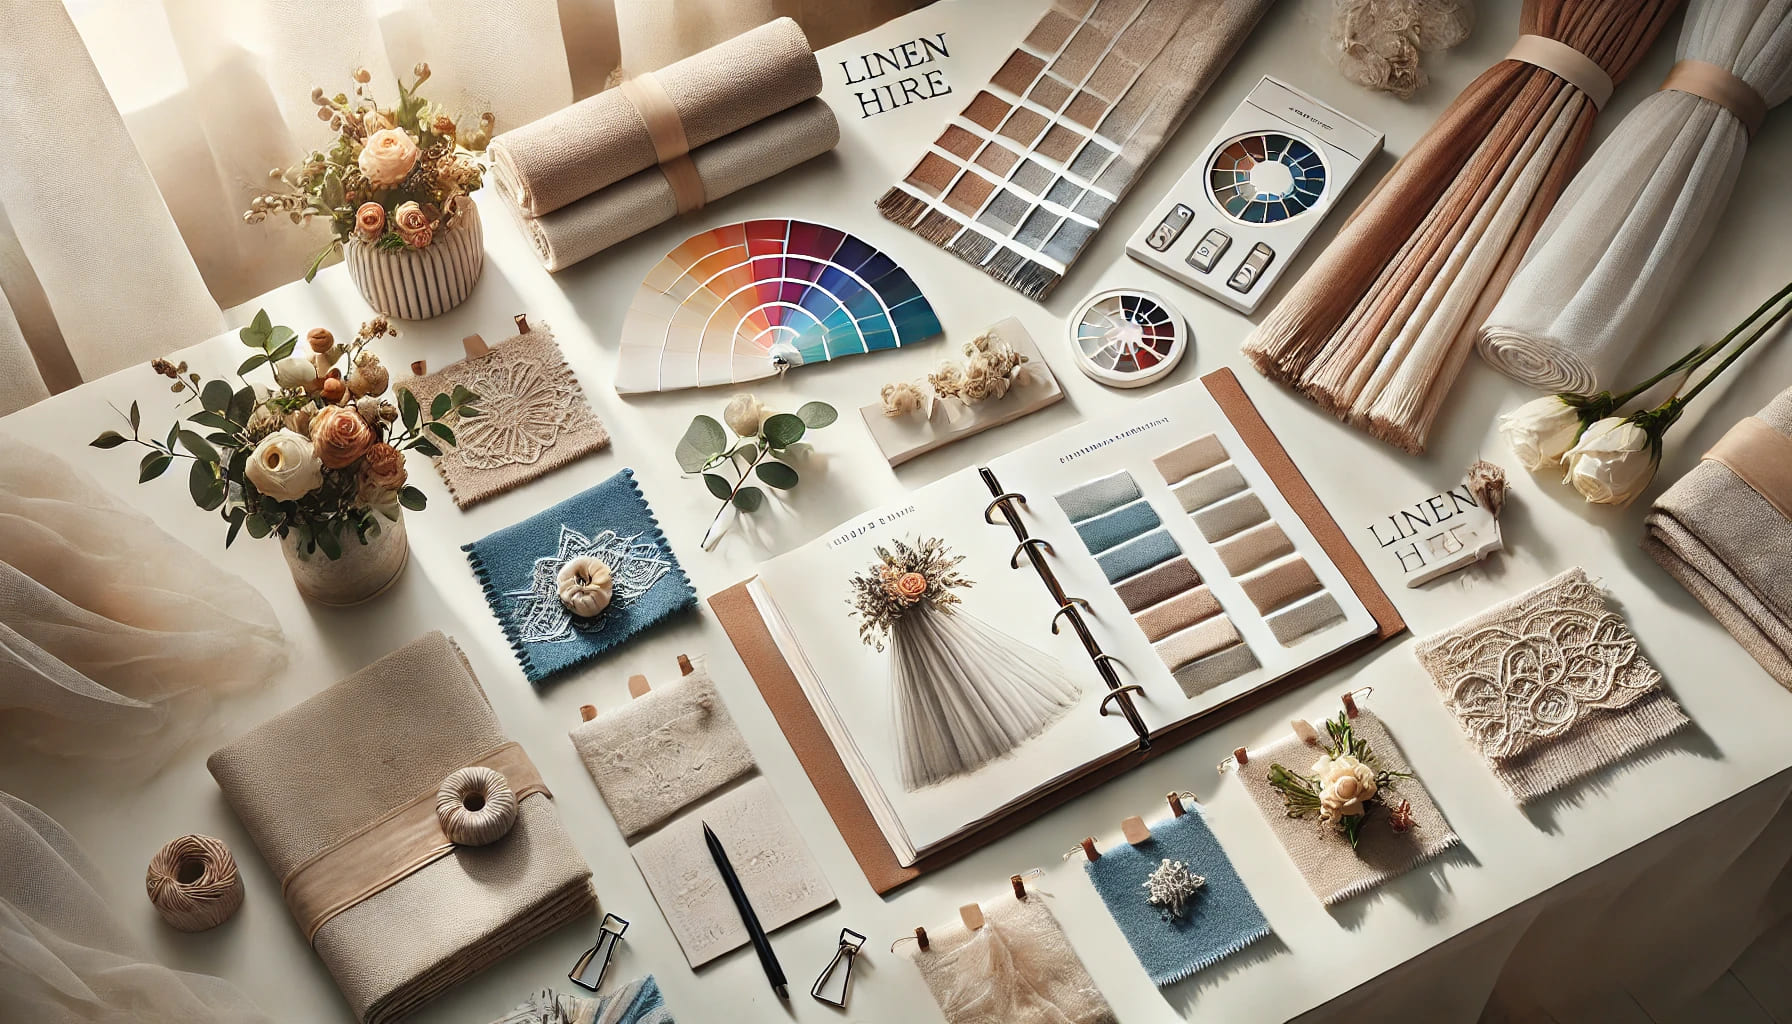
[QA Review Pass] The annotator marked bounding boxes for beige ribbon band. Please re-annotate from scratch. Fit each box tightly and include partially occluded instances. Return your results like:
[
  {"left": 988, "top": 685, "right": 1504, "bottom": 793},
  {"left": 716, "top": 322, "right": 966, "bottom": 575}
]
[
  {"left": 1661, "top": 59, "right": 1767, "bottom": 138},
  {"left": 1507, "top": 34, "right": 1614, "bottom": 110},
  {"left": 1705, "top": 417, "right": 1792, "bottom": 522},
  {"left": 281, "top": 741, "right": 550, "bottom": 944},
  {"left": 619, "top": 73, "right": 707, "bottom": 215}
]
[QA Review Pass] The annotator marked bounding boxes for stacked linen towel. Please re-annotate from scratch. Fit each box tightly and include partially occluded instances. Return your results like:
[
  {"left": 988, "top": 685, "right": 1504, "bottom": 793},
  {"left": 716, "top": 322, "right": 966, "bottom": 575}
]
[
  {"left": 489, "top": 18, "right": 839, "bottom": 271},
  {"left": 1643, "top": 387, "right": 1792, "bottom": 689}
]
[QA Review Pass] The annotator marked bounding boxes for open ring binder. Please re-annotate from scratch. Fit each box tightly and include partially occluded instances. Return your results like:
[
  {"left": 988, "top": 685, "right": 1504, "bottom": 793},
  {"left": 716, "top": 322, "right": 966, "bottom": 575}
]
[{"left": 980, "top": 467, "right": 1152, "bottom": 751}]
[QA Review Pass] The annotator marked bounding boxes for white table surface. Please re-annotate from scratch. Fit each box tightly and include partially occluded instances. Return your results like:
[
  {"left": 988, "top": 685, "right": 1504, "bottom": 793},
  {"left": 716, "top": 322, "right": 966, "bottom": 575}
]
[{"left": 6, "top": 2, "right": 1792, "bottom": 1022}]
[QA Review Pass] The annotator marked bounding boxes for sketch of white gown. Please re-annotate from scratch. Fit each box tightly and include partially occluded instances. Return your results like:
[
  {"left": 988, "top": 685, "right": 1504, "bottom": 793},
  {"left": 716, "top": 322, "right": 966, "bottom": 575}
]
[{"left": 888, "top": 603, "right": 1080, "bottom": 790}]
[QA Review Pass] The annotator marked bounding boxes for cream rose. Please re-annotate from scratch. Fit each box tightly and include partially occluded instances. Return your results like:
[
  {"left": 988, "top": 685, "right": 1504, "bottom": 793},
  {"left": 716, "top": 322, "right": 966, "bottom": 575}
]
[
  {"left": 393, "top": 201, "right": 432, "bottom": 248},
  {"left": 1562, "top": 416, "right": 1657, "bottom": 506},
  {"left": 880, "top": 381, "right": 924, "bottom": 417},
  {"left": 358, "top": 127, "right": 419, "bottom": 187},
  {"left": 309, "top": 404, "right": 374, "bottom": 469},
  {"left": 245, "top": 429, "right": 323, "bottom": 501},
  {"left": 354, "top": 202, "right": 385, "bottom": 240},
  {"left": 1312, "top": 754, "right": 1378, "bottom": 820},
  {"left": 273, "top": 356, "right": 319, "bottom": 391},
  {"left": 1499, "top": 395, "right": 1584, "bottom": 471},
  {"left": 723, "top": 393, "right": 767, "bottom": 437}
]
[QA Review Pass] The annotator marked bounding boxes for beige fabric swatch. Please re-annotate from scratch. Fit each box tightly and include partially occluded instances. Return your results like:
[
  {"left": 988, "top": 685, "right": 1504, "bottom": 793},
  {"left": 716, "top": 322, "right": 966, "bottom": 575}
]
[
  {"left": 570, "top": 666, "right": 755, "bottom": 838},
  {"left": 1192, "top": 491, "right": 1270, "bottom": 541},
  {"left": 1214, "top": 520, "right": 1295, "bottom": 575},
  {"left": 1135, "top": 586, "right": 1222, "bottom": 642},
  {"left": 206, "top": 633, "right": 594, "bottom": 1023},
  {"left": 1267, "top": 591, "right": 1346, "bottom": 645},
  {"left": 1170, "top": 462, "right": 1248, "bottom": 511},
  {"left": 909, "top": 892, "right": 1116, "bottom": 1024},
  {"left": 1153, "top": 433, "right": 1228, "bottom": 483},
  {"left": 1238, "top": 710, "right": 1458, "bottom": 904},
  {"left": 401, "top": 326, "right": 608, "bottom": 507},
  {"left": 1114, "top": 557, "right": 1202, "bottom": 613},
  {"left": 1154, "top": 614, "right": 1241, "bottom": 670},
  {"left": 1239, "top": 554, "right": 1324, "bottom": 614},
  {"left": 1172, "top": 643, "right": 1259, "bottom": 697},
  {"left": 630, "top": 775, "right": 834, "bottom": 967}
]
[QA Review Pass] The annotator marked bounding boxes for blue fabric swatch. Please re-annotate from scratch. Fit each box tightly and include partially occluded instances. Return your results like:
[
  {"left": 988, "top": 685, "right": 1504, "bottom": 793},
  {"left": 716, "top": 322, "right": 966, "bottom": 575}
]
[
  {"left": 1085, "top": 810, "right": 1271, "bottom": 986},
  {"left": 1074, "top": 498, "right": 1162, "bottom": 555},
  {"left": 592, "top": 975, "right": 674, "bottom": 1023},
  {"left": 1055, "top": 470, "right": 1142, "bottom": 522},
  {"left": 1097, "top": 528, "right": 1181, "bottom": 583},
  {"left": 464, "top": 469, "right": 695, "bottom": 686}
]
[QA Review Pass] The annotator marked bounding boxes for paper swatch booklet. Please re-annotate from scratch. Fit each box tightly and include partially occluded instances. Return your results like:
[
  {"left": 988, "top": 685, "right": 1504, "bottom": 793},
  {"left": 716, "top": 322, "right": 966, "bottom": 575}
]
[{"left": 734, "top": 370, "right": 1397, "bottom": 881}]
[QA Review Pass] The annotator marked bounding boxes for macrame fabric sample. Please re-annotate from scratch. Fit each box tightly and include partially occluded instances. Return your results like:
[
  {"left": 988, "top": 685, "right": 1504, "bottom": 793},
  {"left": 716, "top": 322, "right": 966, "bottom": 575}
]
[
  {"left": 1084, "top": 809, "right": 1270, "bottom": 985},
  {"left": 907, "top": 892, "right": 1117, "bottom": 1024},
  {"left": 569, "top": 665, "right": 756, "bottom": 838},
  {"left": 0, "top": 791, "right": 271, "bottom": 1024},
  {"left": 630, "top": 776, "right": 835, "bottom": 968},
  {"left": 1414, "top": 568, "right": 1690, "bottom": 803},
  {"left": 877, "top": 0, "right": 1273, "bottom": 300},
  {"left": 465, "top": 469, "right": 695, "bottom": 685},
  {"left": 0, "top": 438, "right": 284, "bottom": 767},
  {"left": 489, "top": 977, "right": 673, "bottom": 1024},
  {"left": 1238, "top": 709, "right": 1458, "bottom": 904},
  {"left": 400, "top": 325, "right": 607, "bottom": 507},
  {"left": 1328, "top": 0, "right": 1474, "bottom": 99},
  {"left": 1644, "top": 387, "right": 1792, "bottom": 690}
]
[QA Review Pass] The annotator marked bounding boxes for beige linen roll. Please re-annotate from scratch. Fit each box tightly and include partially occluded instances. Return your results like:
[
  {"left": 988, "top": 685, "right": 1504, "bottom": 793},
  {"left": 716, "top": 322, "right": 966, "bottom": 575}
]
[
  {"left": 516, "top": 97, "right": 839, "bottom": 271},
  {"left": 489, "top": 17, "right": 821, "bottom": 216}
]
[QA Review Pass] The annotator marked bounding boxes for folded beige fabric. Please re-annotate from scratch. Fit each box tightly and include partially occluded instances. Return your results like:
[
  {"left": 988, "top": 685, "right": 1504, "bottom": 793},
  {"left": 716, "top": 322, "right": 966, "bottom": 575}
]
[
  {"left": 207, "top": 632, "right": 594, "bottom": 1023},
  {"left": 489, "top": 17, "right": 821, "bottom": 217},
  {"left": 510, "top": 98, "right": 839, "bottom": 271},
  {"left": 1643, "top": 387, "right": 1792, "bottom": 689},
  {"left": 907, "top": 891, "right": 1116, "bottom": 1024}
]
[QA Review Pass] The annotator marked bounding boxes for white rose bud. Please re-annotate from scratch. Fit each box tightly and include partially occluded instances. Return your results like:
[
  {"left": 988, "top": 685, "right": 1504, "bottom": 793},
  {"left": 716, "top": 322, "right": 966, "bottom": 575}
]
[
  {"left": 722, "top": 393, "right": 767, "bottom": 437},
  {"left": 1498, "top": 395, "right": 1585, "bottom": 472},
  {"left": 273, "top": 356, "right": 319, "bottom": 390},
  {"left": 1562, "top": 416, "right": 1657, "bottom": 506},
  {"left": 244, "top": 429, "right": 324, "bottom": 501}
]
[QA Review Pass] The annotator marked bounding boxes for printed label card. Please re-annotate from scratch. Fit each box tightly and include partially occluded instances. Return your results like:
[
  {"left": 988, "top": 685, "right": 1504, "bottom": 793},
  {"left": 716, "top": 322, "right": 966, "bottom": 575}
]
[{"left": 1365, "top": 473, "right": 1502, "bottom": 587}]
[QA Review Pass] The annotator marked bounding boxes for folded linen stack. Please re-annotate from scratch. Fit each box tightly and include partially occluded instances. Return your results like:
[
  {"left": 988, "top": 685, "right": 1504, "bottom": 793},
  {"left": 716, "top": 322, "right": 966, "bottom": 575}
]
[
  {"left": 488, "top": 18, "right": 839, "bottom": 271},
  {"left": 207, "top": 632, "right": 595, "bottom": 1023},
  {"left": 1643, "top": 387, "right": 1792, "bottom": 690}
]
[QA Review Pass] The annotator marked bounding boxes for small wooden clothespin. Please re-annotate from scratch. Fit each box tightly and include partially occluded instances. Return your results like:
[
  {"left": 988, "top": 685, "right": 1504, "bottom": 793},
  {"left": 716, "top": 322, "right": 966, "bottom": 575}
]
[
  {"left": 677, "top": 654, "right": 694, "bottom": 676},
  {"left": 914, "top": 926, "right": 929, "bottom": 951},
  {"left": 411, "top": 359, "right": 428, "bottom": 376},
  {"left": 627, "top": 674, "right": 651, "bottom": 698},
  {"left": 1080, "top": 837, "right": 1099, "bottom": 861},
  {"left": 1167, "top": 792, "right": 1189, "bottom": 817},
  {"left": 1292, "top": 719, "right": 1320, "bottom": 745},
  {"left": 1233, "top": 746, "right": 1249, "bottom": 766},
  {"left": 514, "top": 314, "right": 531, "bottom": 334},
  {"left": 1341, "top": 691, "right": 1360, "bottom": 718},
  {"left": 1121, "top": 815, "right": 1151, "bottom": 845},
  {"left": 958, "top": 904, "right": 984, "bottom": 931},
  {"left": 462, "top": 334, "right": 490, "bottom": 360},
  {"left": 1010, "top": 874, "right": 1027, "bottom": 900},
  {"left": 579, "top": 704, "right": 597, "bottom": 722}
]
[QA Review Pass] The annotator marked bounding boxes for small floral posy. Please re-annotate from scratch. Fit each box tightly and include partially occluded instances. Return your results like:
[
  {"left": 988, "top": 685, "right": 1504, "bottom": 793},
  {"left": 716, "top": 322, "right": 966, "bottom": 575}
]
[
  {"left": 880, "top": 326, "right": 1040, "bottom": 419},
  {"left": 1266, "top": 712, "right": 1413, "bottom": 848},
  {"left": 845, "top": 537, "right": 971, "bottom": 652},
  {"left": 1142, "top": 858, "right": 1205, "bottom": 921},
  {"left": 674, "top": 394, "right": 837, "bottom": 550},
  {"left": 90, "top": 309, "right": 474, "bottom": 560}
]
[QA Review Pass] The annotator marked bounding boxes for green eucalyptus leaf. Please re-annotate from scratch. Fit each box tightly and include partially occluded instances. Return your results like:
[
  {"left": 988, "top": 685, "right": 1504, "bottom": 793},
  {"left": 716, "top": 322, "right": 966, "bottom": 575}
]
[
  {"left": 734, "top": 442, "right": 759, "bottom": 463},
  {"left": 189, "top": 410, "right": 240, "bottom": 432},
  {"left": 90, "top": 430, "right": 127, "bottom": 449},
  {"left": 676, "top": 415, "right": 728, "bottom": 473},
  {"left": 411, "top": 439, "right": 442, "bottom": 458},
  {"left": 315, "top": 526, "right": 342, "bottom": 560},
  {"left": 239, "top": 309, "right": 272, "bottom": 347},
  {"left": 732, "top": 485, "right": 764, "bottom": 512},
  {"left": 425, "top": 421, "right": 455, "bottom": 445},
  {"left": 201, "top": 380, "right": 233, "bottom": 413},
  {"left": 245, "top": 512, "right": 272, "bottom": 539},
  {"left": 703, "top": 473, "right": 733, "bottom": 500},
  {"left": 760, "top": 412, "right": 805, "bottom": 449},
  {"left": 237, "top": 353, "right": 269, "bottom": 375},
  {"left": 225, "top": 508, "right": 246, "bottom": 547},
  {"left": 188, "top": 460, "right": 225, "bottom": 510},
  {"left": 430, "top": 392, "right": 452, "bottom": 419},
  {"left": 165, "top": 422, "right": 179, "bottom": 449},
  {"left": 796, "top": 401, "right": 838, "bottom": 428},
  {"left": 267, "top": 325, "right": 296, "bottom": 349},
  {"left": 269, "top": 337, "right": 297, "bottom": 361},
  {"left": 398, "top": 485, "right": 428, "bottom": 511},
  {"left": 755, "top": 461, "right": 799, "bottom": 489},
  {"left": 398, "top": 387, "right": 420, "bottom": 430},
  {"left": 129, "top": 401, "right": 141, "bottom": 430},
  {"left": 228, "top": 386, "right": 256, "bottom": 426},
  {"left": 177, "top": 430, "right": 219, "bottom": 463},
  {"left": 458, "top": 406, "right": 483, "bottom": 419},
  {"left": 138, "top": 452, "right": 173, "bottom": 483},
  {"left": 451, "top": 385, "right": 475, "bottom": 405}
]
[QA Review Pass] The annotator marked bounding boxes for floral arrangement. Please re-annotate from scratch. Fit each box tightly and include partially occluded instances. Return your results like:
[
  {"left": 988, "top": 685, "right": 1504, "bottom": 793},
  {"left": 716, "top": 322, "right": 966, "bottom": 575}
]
[
  {"left": 846, "top": 537, "right": 971, "bottom": 651},
  {"left": 1500, "top": 278, "right": 1792, "bottom": 505},
  {"left": 90, "top": 310, "right": 476, "bottom": 559},
  {"left": 674, "top": 394, "right": 837, "bottom": 549},
  {"left": 880, "top": 328, "right": 1039, "bottom": 418},
  {"left": 1266, "top": 712, "right": 1414, "bottom": 847},
  {"left": 244, "top": 63, "right": 493, "bottom": 280}
]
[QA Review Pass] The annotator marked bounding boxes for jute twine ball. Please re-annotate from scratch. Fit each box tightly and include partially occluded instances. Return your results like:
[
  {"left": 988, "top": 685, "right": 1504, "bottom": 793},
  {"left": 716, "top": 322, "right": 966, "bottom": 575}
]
[
  {"left": 435, "top": 766, "right": 519, "bottom": 846},
  {"left": 145, "top": 834, "right": 244, "bottom": 932}
]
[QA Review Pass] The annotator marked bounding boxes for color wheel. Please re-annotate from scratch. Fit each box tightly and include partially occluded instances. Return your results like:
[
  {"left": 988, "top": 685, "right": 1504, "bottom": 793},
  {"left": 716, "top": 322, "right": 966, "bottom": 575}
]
[
  {"left": 616, "top": 219, "right": 943, "bottom": 393},
  {"left": 1207, "top": 131, "right": 1327, "bottom": 224},
  {"left": 1068, "top": 288, "right": 1188, "bottom": 389}
]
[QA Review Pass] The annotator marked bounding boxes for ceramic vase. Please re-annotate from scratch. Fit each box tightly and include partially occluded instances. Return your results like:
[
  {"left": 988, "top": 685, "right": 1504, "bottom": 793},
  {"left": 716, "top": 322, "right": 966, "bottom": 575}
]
[
  {"left": 280, "top": 511, "right": 410, "bottom": 605},
  {"left": 344, "top": 199, "right": 483, "bottom": 320}
]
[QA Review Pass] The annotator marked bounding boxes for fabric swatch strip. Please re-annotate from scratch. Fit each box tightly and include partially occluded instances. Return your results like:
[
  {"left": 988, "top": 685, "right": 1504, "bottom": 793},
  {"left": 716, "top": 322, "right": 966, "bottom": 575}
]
[
  {"left": 877, "top": 0, "right": 1273, "bottom": 299},
  {"left": 1083, "top": 809, "right": 1270, "bottom": 985},
  {"left": 465, "top": 469, "right": 696, "bottom": 686},
  {"left": 1413, "top": 567, "right": 1689, "bottom": 804},
  {"left": 569, "top": 665, "right": 756, "bottom": 838},
  {"left": 630, "top": 776, "right": 835, "bottom": 968},
  {"left": 401, "top": 325, "right": 608, "bottom": 507},
  {"left": 1237, "top": 709, "right": 1458, "bottom": 904},
  {"left": 907, "top": 892, "right": 1117, "bottom": 1024},
  {"left": 489, "top": 978, "right": 674, "bottom": 1024}
]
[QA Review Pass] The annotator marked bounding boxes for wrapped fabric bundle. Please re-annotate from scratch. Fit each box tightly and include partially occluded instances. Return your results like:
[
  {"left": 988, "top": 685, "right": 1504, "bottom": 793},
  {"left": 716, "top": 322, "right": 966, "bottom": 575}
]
[
  {"left": 207, "top": 632, "right": 595, "bottom": 1024},
  {"left": 488, "top": 18, "right": 836, "bottom": 270},
  {"left": 1481, "top": 0, "right": 1792, "bottom": 392},
  {"left": 1643, "top": 387, "right": 1792, "bottom": 689}
]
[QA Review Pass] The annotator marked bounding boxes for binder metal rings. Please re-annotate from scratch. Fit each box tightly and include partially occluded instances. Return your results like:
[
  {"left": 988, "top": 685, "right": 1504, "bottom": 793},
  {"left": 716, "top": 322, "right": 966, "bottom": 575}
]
[
  {"left": 1011, "top": 537, "right": 1054, "bottom": 568},
  {"left": 1050, "top": 597, "right": 1091, "bottom": 633},
  {"left": 984, "top": 492, "right": 1027, "bottom": 523},
  {"left": 1099, "top": 685, "right": 1147, "bottom": 717}
]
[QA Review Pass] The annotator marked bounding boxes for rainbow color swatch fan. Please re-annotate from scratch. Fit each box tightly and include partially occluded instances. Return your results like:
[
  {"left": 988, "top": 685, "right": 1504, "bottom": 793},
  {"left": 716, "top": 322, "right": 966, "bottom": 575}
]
[{"left": 616, "top": 219, "right": 943, "bottom": 393}]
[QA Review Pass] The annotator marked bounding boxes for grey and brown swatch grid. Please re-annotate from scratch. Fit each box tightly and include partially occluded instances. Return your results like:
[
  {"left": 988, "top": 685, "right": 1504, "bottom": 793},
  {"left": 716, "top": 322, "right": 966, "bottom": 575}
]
[{"left": 876, "top": 0, "right": 1271, "bottom": 299}]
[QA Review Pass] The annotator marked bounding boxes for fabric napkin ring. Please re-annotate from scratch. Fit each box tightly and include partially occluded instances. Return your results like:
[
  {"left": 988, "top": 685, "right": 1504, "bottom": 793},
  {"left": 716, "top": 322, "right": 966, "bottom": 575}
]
[
  {"left": 618, "top": 73, "right": 706, "bottom": 214},
  {"left": 1705, "top": 416, "right": 1792, "bottom": 521},
  {"left": 280, "top": 740, "right": 550, "bottom": 943},
  {"left": 1505, "top": 34, "right": 1613, "bottom": 109},
  {"left": 1660, "top": 59, "right": 1767, "bottom": 138}
]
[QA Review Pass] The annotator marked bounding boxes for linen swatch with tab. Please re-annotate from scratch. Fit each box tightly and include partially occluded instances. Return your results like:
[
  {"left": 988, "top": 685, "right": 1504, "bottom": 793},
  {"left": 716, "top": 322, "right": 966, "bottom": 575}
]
[{"left": 907, "top": 892, "right": 1116, "bottom": 1024}]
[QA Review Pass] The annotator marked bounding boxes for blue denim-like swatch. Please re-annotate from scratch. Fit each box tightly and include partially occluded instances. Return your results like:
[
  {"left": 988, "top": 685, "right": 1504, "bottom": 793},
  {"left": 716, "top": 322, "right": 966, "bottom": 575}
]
[
  {"left": 1074, "top": 499, "right": 1162, "bottom": 555},
  {"left": 1097, "top": 528, "right": 1181, "bottom": 583}
]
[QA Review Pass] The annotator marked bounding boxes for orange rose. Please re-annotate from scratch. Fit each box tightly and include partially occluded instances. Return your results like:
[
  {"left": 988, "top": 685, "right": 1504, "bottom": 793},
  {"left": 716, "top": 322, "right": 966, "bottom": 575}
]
[
  {"left": 354, "top": 202, "right": 385, "bottom": 240},
  {"left": 895, "top": 572, "right": 927, "bottom": 600},
  {"left": 359, "top": 441, "right": 407, "bottom": 493},
  {"left": 310, "top": 404, "right": 374, "bottom": 469},
  {"left": 358, "top": 127, "right": 419, "bottom": 187},
  {"left": 393, "top": 201, "right": 433, "bottom": 248}
]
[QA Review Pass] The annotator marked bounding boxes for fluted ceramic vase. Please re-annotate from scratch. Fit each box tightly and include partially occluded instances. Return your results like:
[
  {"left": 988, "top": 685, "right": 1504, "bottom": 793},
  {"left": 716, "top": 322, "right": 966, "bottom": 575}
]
[
  {"left": 344, "top": 199, "right": 484, "bottom": 320},
  {"left": 280, "top": 512, "right": 410, "bottom": 606}
]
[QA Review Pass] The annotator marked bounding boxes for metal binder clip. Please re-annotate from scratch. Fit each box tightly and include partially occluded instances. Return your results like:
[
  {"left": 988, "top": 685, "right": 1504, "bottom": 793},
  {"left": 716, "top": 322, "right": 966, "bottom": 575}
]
[
  {"left": 1011, "top": 537, "right": 1054, "bottom": 568},
  {"left": 983, "top": 492, "right": 1027, "bottom": 523},
  {"left": 812, "top": 928, "right": 866, "bottom": 1007},
  {"left": 568, "top": 912, "right": 628, "bottom": 991},
  {"left": 1049, "top": 597, "right": 1091, "bottom": 633}
]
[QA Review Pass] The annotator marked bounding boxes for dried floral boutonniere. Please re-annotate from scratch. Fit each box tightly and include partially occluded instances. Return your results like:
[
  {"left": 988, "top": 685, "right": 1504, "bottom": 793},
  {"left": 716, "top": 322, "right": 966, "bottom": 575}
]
[
  {"left": 844, "top": 537, "right": 970, "bottom": 651},
  {"left": 675, "top": 393, "right": 837, "bottom": 550},
  {"left": 880, "top": 328, "right": 1039, "bottom": 420},
  {"left": 1266, "top": 712, "right": 1413, "bottom": 847}
]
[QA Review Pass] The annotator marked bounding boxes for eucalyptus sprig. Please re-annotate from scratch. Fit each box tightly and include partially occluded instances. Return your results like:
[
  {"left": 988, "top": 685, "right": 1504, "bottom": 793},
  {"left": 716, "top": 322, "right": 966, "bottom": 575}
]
[{"left": 675, "top": 394, "right": 837, "bottom": 550}]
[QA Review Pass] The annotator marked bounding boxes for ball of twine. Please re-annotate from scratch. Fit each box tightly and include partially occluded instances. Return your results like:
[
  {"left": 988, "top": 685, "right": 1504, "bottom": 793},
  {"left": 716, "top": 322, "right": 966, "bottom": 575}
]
[
  {"left": 145, "top": 834, "right": 244, "bottom": 932},
  {"left": 435, "top": 766, "right": 519, "bottom": 847}
]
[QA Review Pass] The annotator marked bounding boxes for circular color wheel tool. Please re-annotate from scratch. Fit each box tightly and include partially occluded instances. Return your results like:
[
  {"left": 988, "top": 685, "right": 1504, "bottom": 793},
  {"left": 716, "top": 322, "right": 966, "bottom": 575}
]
[
  {"left": 1067, "top": 288, "right": 1190, "bottom": 389},
  {"left": 1207, "top": 131, "right": 1327, "bottom": 224}
]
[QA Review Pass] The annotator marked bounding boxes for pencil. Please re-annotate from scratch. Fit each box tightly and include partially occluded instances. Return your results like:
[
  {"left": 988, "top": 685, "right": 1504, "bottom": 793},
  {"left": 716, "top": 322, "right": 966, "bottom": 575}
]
[{"left": 702, "top": 821, "right": 789, "bottom": 999}]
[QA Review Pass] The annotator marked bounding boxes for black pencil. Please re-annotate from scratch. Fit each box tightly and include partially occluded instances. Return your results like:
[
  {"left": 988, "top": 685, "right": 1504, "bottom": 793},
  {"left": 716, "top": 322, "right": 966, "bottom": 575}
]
[{"left": 702, "top": 821, "right": 789, "bottom": 999}]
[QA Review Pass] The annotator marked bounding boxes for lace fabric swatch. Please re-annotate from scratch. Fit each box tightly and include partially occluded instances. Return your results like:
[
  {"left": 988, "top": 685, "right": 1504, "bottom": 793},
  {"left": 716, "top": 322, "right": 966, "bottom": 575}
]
[
  {"left": 907, "top": 892, "right": 1116, "bottom": 1024},
  {"left": 570, "top": 666, "right": 756, "bottom": 838},
  {"left": 1237, "top": 709, "right": 1458, "bottom": 905},
  {"left": 402, "top": 325, "right": 608, "bottom": 507},
  {"left": 1414, "top": 568, "right": 1689, "bottom": 804},
  {"left": 630, "top": 776, "right": 835, "bottom": 968}
]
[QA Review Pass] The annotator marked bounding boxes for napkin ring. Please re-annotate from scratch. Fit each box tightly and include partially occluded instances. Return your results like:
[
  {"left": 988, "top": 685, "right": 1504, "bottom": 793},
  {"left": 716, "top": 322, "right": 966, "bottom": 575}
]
[{"left": 436, "top": 766, "right": 519, "bottom": 846}]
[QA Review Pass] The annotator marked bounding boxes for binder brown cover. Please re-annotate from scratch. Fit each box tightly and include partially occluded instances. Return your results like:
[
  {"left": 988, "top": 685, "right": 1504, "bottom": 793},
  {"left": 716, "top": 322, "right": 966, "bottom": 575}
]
[{"left": 708, "top": 368, "right": 1405, "bottom": 894}]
